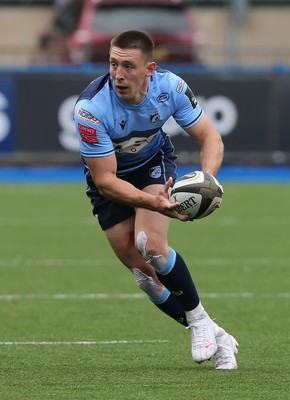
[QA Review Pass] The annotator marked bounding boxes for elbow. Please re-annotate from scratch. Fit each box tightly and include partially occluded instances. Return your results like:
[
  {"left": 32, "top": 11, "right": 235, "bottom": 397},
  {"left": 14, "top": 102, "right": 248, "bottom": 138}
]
[
  {"left": 213, "top": 130, "right": 224, "bottom": 155},
  {"left": 219, "top": 135, "right": 224, "bottom": 155},
  {"left": 93, "top": 176, "right": 115, "bottom": 200},
  {"left": 93, "top": 179, "right": 110, "bottom": 197},
  {"left": 98, "top": 185, "right": 109, "bottom": 198}
]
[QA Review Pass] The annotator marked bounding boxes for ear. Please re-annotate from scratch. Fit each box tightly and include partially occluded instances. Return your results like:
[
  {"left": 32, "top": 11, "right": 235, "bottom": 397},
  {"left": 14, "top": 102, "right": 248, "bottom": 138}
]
[{"left": 146, "top": 62, "right": 156, "bottom": 77}]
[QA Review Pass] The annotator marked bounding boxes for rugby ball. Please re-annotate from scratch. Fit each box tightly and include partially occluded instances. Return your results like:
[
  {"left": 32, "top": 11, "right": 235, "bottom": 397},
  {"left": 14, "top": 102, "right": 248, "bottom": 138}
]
[{"left": 170, "top": 171, "right": 223, "bottom": 220}]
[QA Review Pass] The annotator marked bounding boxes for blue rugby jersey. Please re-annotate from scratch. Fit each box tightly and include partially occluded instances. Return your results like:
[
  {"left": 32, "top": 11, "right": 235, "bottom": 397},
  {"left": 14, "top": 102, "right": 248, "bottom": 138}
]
[{"left": 74, "top": 67, "right": 203, "bottom": 175}]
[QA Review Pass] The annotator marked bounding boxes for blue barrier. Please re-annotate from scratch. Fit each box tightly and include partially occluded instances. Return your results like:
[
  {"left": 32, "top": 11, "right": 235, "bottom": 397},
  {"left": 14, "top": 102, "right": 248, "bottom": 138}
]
[{"left": 0, "top": 166, "right": 290, "bottom": 183}]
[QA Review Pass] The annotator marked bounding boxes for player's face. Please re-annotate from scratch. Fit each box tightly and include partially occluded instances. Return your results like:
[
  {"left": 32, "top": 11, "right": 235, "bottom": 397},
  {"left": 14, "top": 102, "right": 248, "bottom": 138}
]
[{"left": 109, "top": 46, "right": 156, "bottom": 104}]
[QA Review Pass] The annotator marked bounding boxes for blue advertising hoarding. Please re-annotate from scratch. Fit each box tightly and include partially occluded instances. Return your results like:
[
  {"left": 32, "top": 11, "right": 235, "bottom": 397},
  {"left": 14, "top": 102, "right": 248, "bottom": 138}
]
[
  {"left": 0, "top": 77, "right": 15, "bottom": 152},
  {"left": 1, "top": 66, "right": 290, "bottom": 164}
]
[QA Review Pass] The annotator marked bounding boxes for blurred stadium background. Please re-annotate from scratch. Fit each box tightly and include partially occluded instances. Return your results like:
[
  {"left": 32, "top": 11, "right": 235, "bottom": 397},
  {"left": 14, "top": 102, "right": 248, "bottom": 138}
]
[{"left": 0, "top": 0, "right": 290, "bottom": 168}]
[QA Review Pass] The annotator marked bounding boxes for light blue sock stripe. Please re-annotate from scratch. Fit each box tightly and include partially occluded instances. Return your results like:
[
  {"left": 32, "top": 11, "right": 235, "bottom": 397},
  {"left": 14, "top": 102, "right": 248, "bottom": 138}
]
[
  {"left": 148, "top": 288, "right": 171, "bottom": 305},
  {"left": 157, "top": 247, "right": 176, "bottom": 276}
]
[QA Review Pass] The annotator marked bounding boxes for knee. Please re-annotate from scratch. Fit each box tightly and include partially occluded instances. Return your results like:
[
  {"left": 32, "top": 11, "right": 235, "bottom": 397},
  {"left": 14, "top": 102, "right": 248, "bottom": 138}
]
[
  {"left": 136, "top": 231, "right": 160, "bottom": 260},
  {"left": 136, "top": 231, "right": 167, "bottom": 272}
]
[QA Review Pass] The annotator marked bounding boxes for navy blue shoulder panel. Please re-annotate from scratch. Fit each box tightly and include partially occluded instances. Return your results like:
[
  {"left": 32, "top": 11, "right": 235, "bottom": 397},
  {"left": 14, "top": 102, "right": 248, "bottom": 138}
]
[{"left": 76, "top": 72, "right": 111, "bottom": 102}]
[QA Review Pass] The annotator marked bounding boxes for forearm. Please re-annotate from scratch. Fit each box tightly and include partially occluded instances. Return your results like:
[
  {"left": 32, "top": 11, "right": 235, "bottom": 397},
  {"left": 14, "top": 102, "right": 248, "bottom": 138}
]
[
  {"left": 97, "top": 175, "right": 157, "bottom": 210},
  {"left": 84, "top": 156, "right": 155, "bottom": 209},
  {"left": 200, "top": 133, "right": 224, "bottom": 177}
]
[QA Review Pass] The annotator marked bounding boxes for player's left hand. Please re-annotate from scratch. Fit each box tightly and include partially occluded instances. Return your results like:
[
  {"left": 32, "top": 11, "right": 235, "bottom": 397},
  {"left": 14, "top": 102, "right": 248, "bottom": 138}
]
[{"left": 157, "top": 178, "right": 189, "bottom": 221}]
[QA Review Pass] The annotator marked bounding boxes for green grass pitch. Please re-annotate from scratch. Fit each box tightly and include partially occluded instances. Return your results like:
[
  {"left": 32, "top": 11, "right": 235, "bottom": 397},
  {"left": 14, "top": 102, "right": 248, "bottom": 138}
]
[{"left": 0, "top": 182, "right": 289, "bottom": 400}]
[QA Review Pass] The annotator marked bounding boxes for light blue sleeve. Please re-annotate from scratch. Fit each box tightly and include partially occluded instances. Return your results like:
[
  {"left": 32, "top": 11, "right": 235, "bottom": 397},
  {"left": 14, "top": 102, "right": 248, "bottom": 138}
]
[{"left": 74, "top": 99, "right": 115, "bottom": 158}]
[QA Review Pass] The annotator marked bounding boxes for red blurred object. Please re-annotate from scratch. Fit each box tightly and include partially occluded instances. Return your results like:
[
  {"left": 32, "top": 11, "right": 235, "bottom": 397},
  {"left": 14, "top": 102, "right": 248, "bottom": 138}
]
[{"left": 35, "top": 0, "right": 206, "bottom": 64}]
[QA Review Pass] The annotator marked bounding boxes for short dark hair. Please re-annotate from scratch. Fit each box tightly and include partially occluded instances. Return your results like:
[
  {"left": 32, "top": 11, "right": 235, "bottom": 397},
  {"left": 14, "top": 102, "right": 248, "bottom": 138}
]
[{"left": 110, "top": 30, "right": 155, "bottom": 61}]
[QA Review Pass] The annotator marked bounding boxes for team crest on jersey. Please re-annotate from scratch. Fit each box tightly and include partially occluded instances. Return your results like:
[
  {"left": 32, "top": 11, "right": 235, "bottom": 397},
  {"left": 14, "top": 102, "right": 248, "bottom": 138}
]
[
  {"left": 149, "top": 166, "right": 162, "bottom": 179},
  {"left": 77, "top": 108, "right": 101, "bottom": 125},
  {"left": 150, "top": 111, "right": 161, "bottom": 124}
]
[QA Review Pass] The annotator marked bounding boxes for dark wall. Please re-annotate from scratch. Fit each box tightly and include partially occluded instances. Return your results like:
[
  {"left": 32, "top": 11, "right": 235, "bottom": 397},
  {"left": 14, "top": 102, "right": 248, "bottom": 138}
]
[{"left": 1, "top": 69, "right": 290, "bottom": 165}]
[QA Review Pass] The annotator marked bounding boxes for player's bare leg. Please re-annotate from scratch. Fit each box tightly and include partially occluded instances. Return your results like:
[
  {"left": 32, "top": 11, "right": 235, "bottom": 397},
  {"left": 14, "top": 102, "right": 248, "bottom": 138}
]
[{"left": 104, "top": 217, "right": 188, "bottom": 325}]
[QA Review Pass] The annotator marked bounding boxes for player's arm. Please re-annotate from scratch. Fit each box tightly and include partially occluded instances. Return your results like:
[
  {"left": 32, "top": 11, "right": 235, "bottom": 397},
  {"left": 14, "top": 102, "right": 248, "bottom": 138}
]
[
  {"left": 185, "top": 113, "right": 224, "bottom": 177},
  {"left": 84, "top": 155, "right": 188, "bottom": 221}
]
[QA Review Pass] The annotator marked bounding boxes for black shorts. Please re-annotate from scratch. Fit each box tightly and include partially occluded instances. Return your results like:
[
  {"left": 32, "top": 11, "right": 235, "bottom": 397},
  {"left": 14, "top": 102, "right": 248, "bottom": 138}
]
[{"left": 85, "top": 136, "right": 177, "bottom": 231}]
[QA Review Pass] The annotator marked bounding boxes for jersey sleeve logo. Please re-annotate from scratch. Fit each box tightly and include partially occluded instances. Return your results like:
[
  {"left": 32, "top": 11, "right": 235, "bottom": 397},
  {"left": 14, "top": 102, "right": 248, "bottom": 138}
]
[
  {"left": 176, "top": 78, "right": 185, "bottom": 93},
  {"left": 78, "top": 123, "right": 98, "bottom": 144},
  {"left": 76, "top": 107, "right": 101, "bottom": 125}
]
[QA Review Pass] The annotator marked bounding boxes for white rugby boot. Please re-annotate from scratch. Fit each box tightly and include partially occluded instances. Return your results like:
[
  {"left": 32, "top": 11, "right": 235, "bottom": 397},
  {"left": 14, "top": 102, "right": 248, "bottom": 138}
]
[
  {"left": 215, "top": 329, "right": 239, "bottom": 370},
  {"left": 187, "top": 311, "right": 219, "bottom": 363}
]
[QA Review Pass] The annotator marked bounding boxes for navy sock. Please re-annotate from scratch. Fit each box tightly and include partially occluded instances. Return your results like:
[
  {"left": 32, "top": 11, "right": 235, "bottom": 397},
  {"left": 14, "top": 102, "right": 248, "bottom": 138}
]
[
  {"left": 157, "top": 251, "right": 200, "bottom": 312},
  {"left": 155, "top": 293, "right": 188, "bottom": 326}
]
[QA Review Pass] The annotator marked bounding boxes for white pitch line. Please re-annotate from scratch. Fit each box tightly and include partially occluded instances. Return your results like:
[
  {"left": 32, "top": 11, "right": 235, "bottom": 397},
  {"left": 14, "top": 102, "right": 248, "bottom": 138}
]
[
  {"left": 1, "top": 215, "right": 290, "bottom": 227},
  {"left": 0, "top": 340, "right": 170, "bottom": 346},
  {"left": 0, "top": 292, "right": 289, "bottom": 301},
  {"left": 0, "top": 258, "right": 120, "bottom": 267},
  {"left": 0, "top": 257, "right": 290, "bottom": 268},
  {"left": 0, "top": 293, "right": 145, "bottom": 301}
]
